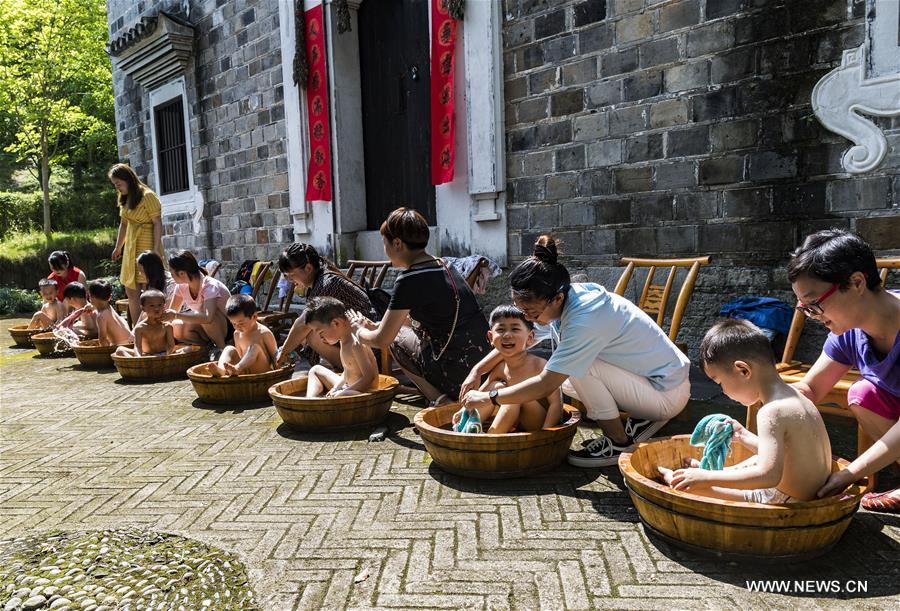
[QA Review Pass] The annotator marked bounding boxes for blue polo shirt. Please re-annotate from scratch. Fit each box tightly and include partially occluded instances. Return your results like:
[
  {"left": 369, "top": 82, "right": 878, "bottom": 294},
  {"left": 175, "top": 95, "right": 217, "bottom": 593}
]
[{"left": 540, "top": 283, "right": 690, "bottom": 391}]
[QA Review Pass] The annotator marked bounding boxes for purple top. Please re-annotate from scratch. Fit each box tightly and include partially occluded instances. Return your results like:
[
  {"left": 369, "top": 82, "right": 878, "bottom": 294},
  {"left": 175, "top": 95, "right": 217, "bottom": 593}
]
[{"left": 823, "top": 291, "right": 900, "bottom": 397}]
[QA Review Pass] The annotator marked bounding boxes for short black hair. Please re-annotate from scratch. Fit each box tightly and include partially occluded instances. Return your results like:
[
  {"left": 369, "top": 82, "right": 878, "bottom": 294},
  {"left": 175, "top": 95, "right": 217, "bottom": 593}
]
[
  {"left": 38, "top": 278, "right": 58, "bottom": 290},
  {"left": 788, "top": 229, "right": 880, "bottom": 291},
  {"left": 87, "top": 279, "right": 113, "bottom": 301},
  {"left": 226, "top": 294, "right": 258, "bottom": 318},
  {"left": 62, "top": 282, "right": 86, "bottom": 300},
  {"left": 140, "top": 289, "right": 166, "bottom": 306},
  {"left": 489, "top": 304, "right": 534, "bottom": 330},
  {"left": 699, "top": 319, "right": 775, "bottom": 369},
  {"left": 304, "top": 296, "right": 347, "bottom": 325}
]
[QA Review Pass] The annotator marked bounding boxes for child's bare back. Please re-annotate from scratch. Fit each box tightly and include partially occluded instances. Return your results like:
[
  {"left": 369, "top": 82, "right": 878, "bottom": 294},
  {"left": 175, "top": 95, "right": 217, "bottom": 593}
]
[
  {"left": 96, "top": 307, "right": 134, "bottom": 346},
  {"left": 756, "top": 393, "right": 832, "bottom": 500}
]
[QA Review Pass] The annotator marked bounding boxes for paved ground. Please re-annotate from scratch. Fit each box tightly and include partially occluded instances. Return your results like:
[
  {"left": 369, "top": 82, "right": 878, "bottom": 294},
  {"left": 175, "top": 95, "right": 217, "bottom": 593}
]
[{"left": 1, "top": 318, "right": 898, "bottom": 610}]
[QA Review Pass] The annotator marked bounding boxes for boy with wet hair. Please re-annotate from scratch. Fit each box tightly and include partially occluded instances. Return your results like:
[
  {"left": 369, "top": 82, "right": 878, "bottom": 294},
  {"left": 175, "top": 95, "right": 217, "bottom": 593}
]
[
  {"left": 87, "top": 279, "right": 133, "bottom": 347},
  {"left": 114, "top": 290, "right": 175, "bottom": 357},
  {"left": 304, "top": 296, "right": 378, "bottom": 398},
  {"left": 658, "top": 319, "right": 832, "bottom": 503},
  {"left": 28, "top": 279, "right": 67, "bottom": 329},
  {"left": 207, "top": 294, "right": 277, "bottom": 377},
  {"left": 455, "top": 305, "right": 563, "bottom": 434}
]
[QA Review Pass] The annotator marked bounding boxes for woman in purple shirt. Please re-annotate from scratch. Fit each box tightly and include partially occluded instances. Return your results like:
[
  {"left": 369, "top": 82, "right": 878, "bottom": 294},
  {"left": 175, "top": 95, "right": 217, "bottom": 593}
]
[{"left": 788, "top": 230, "right": 900, "bottom": 513}]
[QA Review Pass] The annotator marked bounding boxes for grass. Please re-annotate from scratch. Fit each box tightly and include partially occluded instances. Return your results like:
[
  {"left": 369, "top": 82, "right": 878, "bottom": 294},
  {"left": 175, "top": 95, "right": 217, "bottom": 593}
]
[{"left": 0, "top": 227, "right": 117, "bottom": 262}]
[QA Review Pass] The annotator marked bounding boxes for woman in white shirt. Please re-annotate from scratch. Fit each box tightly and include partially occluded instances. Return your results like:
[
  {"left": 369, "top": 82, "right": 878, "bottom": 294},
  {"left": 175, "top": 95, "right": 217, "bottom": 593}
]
[
  {"left": 164, "top": 250, "right": 230, "bottom": 349},
  {"left": 462, "top": 235, "right": 691, "bottom": 467}
]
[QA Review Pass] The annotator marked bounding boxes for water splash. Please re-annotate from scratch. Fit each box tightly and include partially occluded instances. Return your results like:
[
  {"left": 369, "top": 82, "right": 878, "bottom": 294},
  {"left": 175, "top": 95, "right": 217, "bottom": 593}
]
[{"left": 52, "top": 326, "right": 81, "bottom": 349}]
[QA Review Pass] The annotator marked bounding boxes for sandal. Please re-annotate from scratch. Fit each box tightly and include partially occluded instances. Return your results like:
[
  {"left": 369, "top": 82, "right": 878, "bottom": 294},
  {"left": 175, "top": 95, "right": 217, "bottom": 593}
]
[{"left": 861, "top": 488, "right": 900, "bottom": 513}]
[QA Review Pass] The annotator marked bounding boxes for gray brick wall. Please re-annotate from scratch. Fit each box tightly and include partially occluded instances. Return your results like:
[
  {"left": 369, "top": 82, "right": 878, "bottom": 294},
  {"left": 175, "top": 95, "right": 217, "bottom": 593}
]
[
  {"left": 107, "top": 0, "right": 292, "bottom": 268},
  {"left": 502, "top": 0, "right": 900, "bottom": 359}
]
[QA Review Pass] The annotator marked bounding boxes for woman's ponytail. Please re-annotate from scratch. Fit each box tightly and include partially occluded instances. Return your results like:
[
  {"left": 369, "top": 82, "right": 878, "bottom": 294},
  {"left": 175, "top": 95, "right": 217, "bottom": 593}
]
[{"left": 509, "top": 234, "right": 570, "bottom": 302}]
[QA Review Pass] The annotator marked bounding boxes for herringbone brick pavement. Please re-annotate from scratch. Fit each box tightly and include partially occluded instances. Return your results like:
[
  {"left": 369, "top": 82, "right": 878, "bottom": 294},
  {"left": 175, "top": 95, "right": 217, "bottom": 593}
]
[{"left": 1, "top": 319, "right": 899, "bottom": 610}]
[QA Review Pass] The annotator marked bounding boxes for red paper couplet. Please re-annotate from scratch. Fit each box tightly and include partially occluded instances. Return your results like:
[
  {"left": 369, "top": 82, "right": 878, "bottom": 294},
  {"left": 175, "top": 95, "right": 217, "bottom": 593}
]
[
  {"left": 304, "top": 3, "right": 333, "bottom": 202},
  {"left": 430, "top": 0, "right": 457, "bottom": 185}
]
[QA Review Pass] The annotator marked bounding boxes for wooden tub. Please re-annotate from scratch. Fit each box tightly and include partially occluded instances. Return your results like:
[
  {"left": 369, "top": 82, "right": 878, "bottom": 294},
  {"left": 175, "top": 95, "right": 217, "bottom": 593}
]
[
  {"left": 618, "top": 435, "right": 867, "bottom": 561},
  {"left": 188, "top": 362, "right": 293, "bottom": 405},
  {"left": 31, "top": 331, "right": 75, "bottom": 357},
  {"left": 414, "top": 404, "right": 581, "bottom": 479},
  {"left": 74, "top": 340, "right": 133, "bottom": 369},
  {"left": 112, "top": 345, "right": 208, "bottom": 381},
  {"left": 9, "top": 325, "right": 49, "bottom": 348},
  {"left": 114, "top": 298, "right": 132, "bottom": 326},
  {"left": 269, "top": 374, "right": 399, "bottom": 431}
]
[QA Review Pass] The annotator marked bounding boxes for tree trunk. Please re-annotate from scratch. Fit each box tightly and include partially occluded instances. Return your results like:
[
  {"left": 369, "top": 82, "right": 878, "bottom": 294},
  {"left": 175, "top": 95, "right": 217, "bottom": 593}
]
[{"left": 41, "top": 126, "right": 51, "bottom": 238}]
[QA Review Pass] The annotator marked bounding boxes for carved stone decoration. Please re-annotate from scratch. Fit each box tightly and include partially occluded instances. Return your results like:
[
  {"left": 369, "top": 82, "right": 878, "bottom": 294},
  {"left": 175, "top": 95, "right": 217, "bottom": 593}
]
[
  {"left": 811, "top": 0, "right": 900, "bottom": 174},
  {"left": 109, "top": 12, "right": 195, "bottom": 91}
]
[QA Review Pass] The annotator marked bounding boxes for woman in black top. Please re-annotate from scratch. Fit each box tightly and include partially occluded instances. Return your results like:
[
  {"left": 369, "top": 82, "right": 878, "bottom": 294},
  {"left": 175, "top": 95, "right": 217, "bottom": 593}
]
[{"left": 351, "top": 208, "right": 490, "bottom": 403}]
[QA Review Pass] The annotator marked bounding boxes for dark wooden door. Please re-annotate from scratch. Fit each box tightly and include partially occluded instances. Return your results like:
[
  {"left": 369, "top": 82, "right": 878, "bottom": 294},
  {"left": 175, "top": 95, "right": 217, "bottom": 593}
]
[{"left": 358, "top": 0, "right": 436, "bottom": 229}]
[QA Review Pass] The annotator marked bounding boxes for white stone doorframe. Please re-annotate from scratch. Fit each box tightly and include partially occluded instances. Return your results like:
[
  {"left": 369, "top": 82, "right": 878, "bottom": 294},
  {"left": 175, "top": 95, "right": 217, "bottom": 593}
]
[{"left": 278, "top": 0, "right": 508, "bottom": 265}]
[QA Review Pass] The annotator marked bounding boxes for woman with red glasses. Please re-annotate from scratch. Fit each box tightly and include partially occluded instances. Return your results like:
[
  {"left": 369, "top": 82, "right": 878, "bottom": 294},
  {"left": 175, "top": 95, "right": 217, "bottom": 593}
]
[{"left": 788, "top": 230, "right": 900, "bottom": 513}]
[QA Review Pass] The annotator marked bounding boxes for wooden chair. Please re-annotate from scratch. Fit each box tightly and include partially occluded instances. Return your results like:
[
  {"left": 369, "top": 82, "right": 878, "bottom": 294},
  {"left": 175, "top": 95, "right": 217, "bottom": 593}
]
[
  {"left": 345, "top": 260, "right": 390, "bottom": 291},
  {"left": 248, "top": 261, "right": 272, "bottom": 300},
  {"left": 746, "top": 258, "right": 900, "bottom": 467},
  {"left": 257, "top": 269, "right": 299, "bottom": 336},
  {"left": 613, "top": 256, "right": 711, "bottom": 353}
]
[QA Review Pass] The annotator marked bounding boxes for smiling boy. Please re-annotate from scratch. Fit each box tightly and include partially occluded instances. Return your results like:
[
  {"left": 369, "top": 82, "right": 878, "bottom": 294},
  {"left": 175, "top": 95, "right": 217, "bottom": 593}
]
[{"left": 455, "top": 305, "right": 563, "bottom": 434}]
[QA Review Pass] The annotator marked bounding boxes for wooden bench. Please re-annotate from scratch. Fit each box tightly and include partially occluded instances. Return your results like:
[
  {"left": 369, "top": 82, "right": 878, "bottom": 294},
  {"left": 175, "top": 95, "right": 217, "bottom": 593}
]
[{"left": 256, "top": 268, "right": 299, "bottom": 336}]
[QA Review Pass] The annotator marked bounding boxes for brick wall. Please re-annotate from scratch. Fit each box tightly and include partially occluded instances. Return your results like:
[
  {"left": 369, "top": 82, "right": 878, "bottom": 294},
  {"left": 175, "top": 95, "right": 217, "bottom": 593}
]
[
  {"left": 107, "top": 0, "right": 292, "bottom": 266},
  {"left": 502, "top": 0, "right": 900, "bottom": 359}
]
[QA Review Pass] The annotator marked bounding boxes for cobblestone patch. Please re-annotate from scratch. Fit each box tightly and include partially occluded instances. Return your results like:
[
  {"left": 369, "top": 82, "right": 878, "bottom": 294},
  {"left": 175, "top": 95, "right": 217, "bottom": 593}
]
[
  {"left": 1, "top": 319, "right": 899, "bottom": 609},
  {"left": 0, "top": 528, "right": 257, "bottom": 610}
]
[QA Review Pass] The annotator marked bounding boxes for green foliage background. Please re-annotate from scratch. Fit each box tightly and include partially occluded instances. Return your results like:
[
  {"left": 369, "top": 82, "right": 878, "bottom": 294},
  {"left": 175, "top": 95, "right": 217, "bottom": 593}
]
[{"left": 0, "top": 0, "right": 118, "bottom": 239}]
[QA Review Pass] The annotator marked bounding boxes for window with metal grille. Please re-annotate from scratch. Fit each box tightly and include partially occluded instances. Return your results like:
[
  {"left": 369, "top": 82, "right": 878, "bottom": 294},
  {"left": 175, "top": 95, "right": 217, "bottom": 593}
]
[{"left": 153, "top": 97, "right": 189, "bottom": 194}]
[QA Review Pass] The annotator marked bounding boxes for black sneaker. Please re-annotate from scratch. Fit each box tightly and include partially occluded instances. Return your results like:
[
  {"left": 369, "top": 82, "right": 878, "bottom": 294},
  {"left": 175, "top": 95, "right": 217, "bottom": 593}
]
[
  {"left": 568, "top": 435, "right": 634, "bottom": 467},
  {"left": 624, "top": 417, "right": 668, "bottom": 443},
  {"left": 578, "top": 417, "right": 668, "bottom": 448}
]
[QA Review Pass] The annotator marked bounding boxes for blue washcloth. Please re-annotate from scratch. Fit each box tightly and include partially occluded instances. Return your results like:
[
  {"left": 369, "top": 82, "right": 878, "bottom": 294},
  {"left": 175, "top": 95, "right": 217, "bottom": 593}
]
[
  {"left": 453, "top": 407, "right": 469, "bottom": 433},
  {"left": 464, "top": 409, "right": 482, "bottom": 434},
  {"left": 690, "top": 414, "right": 734, "bottom": 471}
]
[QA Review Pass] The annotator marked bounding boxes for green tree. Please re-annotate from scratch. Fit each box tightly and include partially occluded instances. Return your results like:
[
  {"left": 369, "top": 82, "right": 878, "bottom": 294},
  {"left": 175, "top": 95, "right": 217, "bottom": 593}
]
[{"left": 0, "top": 0, "right": 115, "bottom": 237}]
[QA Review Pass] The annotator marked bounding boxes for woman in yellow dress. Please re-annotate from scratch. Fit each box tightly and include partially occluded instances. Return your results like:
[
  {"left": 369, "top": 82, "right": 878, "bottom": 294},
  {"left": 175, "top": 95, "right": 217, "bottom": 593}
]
[{"left": 108, "top": 164, "right": 164, "bottom": 325}]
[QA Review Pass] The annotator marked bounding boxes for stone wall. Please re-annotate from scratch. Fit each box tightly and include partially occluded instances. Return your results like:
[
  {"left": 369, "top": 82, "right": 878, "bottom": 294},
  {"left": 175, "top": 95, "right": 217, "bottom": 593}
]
[
  {"left": 107, "top": 0, "right": 292, "bottom": 266},
  {"left": 501, "top": 0, "right": 900, "bottom": 360}
]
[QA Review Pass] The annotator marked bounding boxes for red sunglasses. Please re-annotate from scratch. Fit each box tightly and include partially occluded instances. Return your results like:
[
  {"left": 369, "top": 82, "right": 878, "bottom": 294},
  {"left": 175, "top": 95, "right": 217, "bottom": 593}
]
[{"left": 796, "top": 284, "right": 839, "bottom": 316}]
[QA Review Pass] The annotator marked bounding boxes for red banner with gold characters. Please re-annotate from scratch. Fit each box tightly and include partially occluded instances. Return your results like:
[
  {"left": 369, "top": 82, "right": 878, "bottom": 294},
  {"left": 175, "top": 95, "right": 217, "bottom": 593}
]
[
  {"left": 430, "top": 0, "right": 457, "bottom": 185},
  {"left": 304, "top": 2, "right": 332, "bottom": 202}
]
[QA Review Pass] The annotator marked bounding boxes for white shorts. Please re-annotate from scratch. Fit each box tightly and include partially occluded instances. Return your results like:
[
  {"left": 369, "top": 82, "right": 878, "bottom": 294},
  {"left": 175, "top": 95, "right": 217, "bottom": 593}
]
[{"left": 743, "top": 488, "right": 793, "bottom": 504}]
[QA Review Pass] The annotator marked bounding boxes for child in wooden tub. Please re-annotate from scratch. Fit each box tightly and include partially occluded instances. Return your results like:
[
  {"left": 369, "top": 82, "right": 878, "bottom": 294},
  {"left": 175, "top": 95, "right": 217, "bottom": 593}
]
[
  {"left": 303, "top": 297, "right": 378, "bottom": 398},
  {"left": 61, "top": 282, "right": 98, "bottom": 339},
  {"left": 453, "top": 305, "right": 563, "bottom": 434},
  {"left": 28, "top": 279, "right": 66, "bottom": 329},
  {"left": 658, "top": 319, "right": 832, "bottom": 503},
  {"left": 115, "top": 290, "right": 175, "bottom": 357},
  {"left": 207, "top": 294, "right": 278, "bottom": 377}
]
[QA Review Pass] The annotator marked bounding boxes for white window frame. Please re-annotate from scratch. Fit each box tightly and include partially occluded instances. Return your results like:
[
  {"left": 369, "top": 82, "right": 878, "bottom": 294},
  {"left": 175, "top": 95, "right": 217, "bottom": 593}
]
[{"left": 148, "top": 77, "right": 196, "bottom": 214}]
